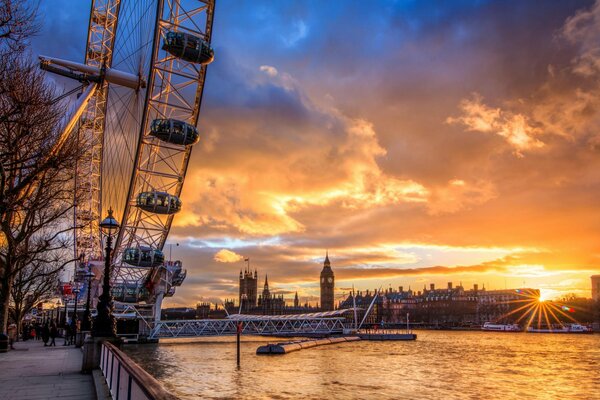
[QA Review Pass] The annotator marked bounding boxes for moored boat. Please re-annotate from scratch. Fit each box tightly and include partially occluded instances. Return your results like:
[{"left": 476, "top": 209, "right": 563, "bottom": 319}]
[
  {"left": 526, "top": 323, "right": 592, "bottom": 334},
  {"left": 482, "top": 322, "right": 521, "bottom": 332}
]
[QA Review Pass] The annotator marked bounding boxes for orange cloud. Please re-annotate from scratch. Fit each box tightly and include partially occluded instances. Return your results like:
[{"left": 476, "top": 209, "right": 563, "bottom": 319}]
[
  {"left": 447, "top": 93, "right": 544, "bottom": 155},
  {"left": 163, "top": 1, "right": 600, "bottom": 305},
  {"left": 214, "top": 249, "right": 244, "bottom": 263}
]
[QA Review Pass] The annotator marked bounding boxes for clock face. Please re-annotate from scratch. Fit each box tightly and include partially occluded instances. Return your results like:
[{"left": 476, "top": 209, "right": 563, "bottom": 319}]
[
  {"left": 327, "top": 277, "right": 333, "bottom": 283},
  {"left": 321, "top": 277, "right": 325, "bottom": 283}
]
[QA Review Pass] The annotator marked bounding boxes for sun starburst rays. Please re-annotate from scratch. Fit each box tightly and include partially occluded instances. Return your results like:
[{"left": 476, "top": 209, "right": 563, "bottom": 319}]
[{"left": 492, "top": 290, "right": 586, "bottom": 332}]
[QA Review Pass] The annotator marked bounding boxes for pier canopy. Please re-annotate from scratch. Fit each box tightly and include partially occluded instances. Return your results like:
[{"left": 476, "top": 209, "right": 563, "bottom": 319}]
[
  {"left": 123, "top": 246, "right": 165, "bottom": 268},
  {"left": 163, "top": 31, "right": 214, "bottom": 65},
  {"left": 150, "top": 118, "right": 199, "bottom": 146},
  {"left": 136, "top": 191, "right": 182, "bottom": 214},
  {"left": 227, "top": 309, "right": 355, "bottom": 321}
]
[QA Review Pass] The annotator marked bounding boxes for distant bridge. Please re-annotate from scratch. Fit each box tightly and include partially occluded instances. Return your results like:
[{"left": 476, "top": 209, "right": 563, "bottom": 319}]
[{"left": 149, "top": 310, "right": 354, "bottom": 339}]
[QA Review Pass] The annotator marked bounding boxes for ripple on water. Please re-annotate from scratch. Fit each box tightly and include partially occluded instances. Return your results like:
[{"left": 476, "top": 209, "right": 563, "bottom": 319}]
[{"left": 123, "top": 331, "right": 600, "bottom": 400}]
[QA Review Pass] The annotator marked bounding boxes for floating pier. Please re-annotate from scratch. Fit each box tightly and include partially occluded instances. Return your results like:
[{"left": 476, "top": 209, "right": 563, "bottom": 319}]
[
  {"left": 358, "top": 333, "right": 417, "bottom": 341},
  {"left": 257, "top": 336, "right": 361, "bottom": 355}
]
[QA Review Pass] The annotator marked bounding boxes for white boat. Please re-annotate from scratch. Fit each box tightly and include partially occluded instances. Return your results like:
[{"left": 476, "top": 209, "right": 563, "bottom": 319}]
[
  {"left": 482, "top": 322, "right": 521, "bottom": 332},
  {"left": 526, "top": 323, "right": 593, "bottom": 334}
]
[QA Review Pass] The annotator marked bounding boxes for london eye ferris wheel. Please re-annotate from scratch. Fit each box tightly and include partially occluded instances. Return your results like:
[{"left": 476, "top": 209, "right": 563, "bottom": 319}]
[{"left": 39, "top": 0, "right": 215, "bottom": 326}]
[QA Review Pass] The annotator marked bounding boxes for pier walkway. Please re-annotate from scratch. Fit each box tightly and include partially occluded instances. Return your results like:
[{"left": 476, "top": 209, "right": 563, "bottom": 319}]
[{"left": 0, "top": 340, "right": 95, "bottom": 400}]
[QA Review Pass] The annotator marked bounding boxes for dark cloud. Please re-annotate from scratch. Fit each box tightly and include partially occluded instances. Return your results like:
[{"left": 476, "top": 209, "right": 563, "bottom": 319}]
[{"left": 29, "top": 0, "right": 600, "bottom": 304}]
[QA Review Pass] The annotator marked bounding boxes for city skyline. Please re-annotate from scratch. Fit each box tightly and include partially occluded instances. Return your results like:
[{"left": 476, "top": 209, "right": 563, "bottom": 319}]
[{"left": 31, "top": 0, "right": 600, "bottom": 306}]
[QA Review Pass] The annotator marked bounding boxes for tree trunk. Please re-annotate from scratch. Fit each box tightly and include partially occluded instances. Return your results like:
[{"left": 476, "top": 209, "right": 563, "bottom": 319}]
[
  {"left": 0, "top": 272, "right": 14, "bottom": 334},
  {"left": 15, "top": 314, "right": 21, "bottom": 342},
  {"left": 13, "top": 303, "right": 22, "bottom": 341}
]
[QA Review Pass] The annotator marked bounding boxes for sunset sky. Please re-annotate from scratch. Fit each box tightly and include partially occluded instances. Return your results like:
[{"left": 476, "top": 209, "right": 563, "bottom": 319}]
[{"left": 34, "top": 0, "right": 600, "bottom": 306}]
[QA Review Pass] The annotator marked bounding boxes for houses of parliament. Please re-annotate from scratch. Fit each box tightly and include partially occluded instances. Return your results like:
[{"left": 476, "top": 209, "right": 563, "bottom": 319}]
[{"left": 227, "top": 253, "right": 335, "bottom": 315}]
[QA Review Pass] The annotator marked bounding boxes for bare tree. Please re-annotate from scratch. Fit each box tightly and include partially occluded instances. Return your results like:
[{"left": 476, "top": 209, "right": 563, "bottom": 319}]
[
  {"left": 0, "top": 1, "right": 84, "bottom": 334},
  {"left": 9, "top": 256, "right": 62, "bottom": 340},
  {"left": 0, "top": 0, "right": 38, "bottom": 52}
]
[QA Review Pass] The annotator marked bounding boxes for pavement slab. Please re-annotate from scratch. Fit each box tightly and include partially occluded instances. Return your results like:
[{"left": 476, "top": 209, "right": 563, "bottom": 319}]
[{"left": 0, "top": 339, "right": 96, "bottom": 400}]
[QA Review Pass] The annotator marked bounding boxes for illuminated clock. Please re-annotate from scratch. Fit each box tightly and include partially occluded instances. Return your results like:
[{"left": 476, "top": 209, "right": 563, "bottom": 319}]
[
  {"left": 321, "top": 277, "right": 325, "bottom": 283},
  {"left": 327, "top": 277, "right": 333, "bottom": 283}
]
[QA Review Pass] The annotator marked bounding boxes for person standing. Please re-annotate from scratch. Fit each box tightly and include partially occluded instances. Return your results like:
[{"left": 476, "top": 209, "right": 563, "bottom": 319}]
[
  {"left": 49, "top": 322, "right": 57, "bottom": 346},
  {"left": 63, "top": 322, "right": 71, "bottom": 346}
]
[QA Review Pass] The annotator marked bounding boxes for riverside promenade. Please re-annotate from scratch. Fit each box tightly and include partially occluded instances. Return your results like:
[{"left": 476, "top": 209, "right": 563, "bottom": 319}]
[{"left": 0, "top": 340, "right": 95, "bottom": 400}]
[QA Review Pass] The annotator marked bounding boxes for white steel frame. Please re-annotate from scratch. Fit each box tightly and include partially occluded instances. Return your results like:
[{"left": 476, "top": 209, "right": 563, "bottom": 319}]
[
  {"left": 150, "top": 317, "right": 348, "bottom": 339},
  {"left": 113, "top": 0, "right": 215, "bottom": 292},
  {"left": 43, "top": 1, "right": 215, "bottom": 327},
  {"left": 75, "top": 0, "right": 122, "bottom": 262}
]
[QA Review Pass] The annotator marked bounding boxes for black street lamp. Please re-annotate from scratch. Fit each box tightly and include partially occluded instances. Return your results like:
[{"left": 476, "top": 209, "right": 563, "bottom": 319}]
[
  {"left": 55, "top": 300, "right": 61, "bottom": 325},
  {"left": 81, "top": 271, "right": 95, "bottom": 331},
  {"left": 92, "top": 208, "right": 120, "bottom": 338},
  {"left": 72, "top": 287, "right": 80, "bottom": 337},
  {"left": 63, "top": 295, "right": 69, "bottom": 326}
]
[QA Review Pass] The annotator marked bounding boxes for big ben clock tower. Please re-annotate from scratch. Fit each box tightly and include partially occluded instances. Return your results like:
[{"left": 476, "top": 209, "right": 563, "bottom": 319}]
[{"left": 320, "top": 251, "right": 335, "bottom": 311}]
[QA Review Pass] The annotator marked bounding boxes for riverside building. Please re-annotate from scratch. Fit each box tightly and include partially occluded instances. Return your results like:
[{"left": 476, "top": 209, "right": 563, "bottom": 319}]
[
  {"left": 200, "top": 253, "right": 336, "bottom": 317},
  {"left": 592, "top": 275, "right": 600, "bottom": 302},
  {"left": 340, "top": 284, "right": 542, "bottom": 327}
]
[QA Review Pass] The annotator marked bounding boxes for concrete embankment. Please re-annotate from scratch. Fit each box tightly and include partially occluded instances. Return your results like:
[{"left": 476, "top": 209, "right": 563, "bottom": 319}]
[{"left": 257, "top": 336, "right": 361, "bottom": 355}]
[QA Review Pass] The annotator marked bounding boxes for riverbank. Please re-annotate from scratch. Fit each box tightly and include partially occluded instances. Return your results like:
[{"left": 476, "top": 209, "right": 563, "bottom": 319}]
[{"left": 0, "top": 339, "right": 95, "bottom": 400}]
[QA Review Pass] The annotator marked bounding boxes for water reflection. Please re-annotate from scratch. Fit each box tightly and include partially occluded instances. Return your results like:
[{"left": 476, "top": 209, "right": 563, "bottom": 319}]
[{"left": 124, "top": 332, "right": 600, "bottom": 400}]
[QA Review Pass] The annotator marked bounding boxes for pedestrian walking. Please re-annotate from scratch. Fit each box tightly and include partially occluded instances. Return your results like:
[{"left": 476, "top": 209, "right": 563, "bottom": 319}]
[
  {"left": 69, "top": 316, "right": 77, "bottom": 345},
  {"left": 42, "top": 323, "right": 50, "bottom": 346},
  {"left": 22, "top": 324, "right": 29, "bottom": 341},
  {"left": 49, "top": 322, "right": 57, "bottom": 346},
  {"left": 7, "top": 324, "right": 16, "bottom": 349},
  {"left": 64, "top": 322, "right": 73, "bottom": 346}
]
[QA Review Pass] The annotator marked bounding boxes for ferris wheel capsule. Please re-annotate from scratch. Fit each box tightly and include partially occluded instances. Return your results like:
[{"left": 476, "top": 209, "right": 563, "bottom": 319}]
[
  {"left": 163, "top": 31, "right": 214, "bottom": 65},
  {"left": 136, "top": 191, "right": 182, "bottom": 214},
  {"left": 123, "top": 246, "right": 165, "bottom": 268},
  {"left": 150, "top": 118, "right": 199, "bottom": 146}
]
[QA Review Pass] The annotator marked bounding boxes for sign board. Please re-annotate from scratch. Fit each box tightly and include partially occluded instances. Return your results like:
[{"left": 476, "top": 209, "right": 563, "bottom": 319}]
[{"left": 62, "top": 283, "right": 72, "bottom": 295}]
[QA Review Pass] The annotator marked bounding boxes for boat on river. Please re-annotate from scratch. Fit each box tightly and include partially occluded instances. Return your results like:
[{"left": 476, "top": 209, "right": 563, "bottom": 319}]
[
  {"left": 526, "top": 323, "right": 593, "bottom": 334},
  {"left": 482, "top": 322, "right": 521, "bottom": 332}
]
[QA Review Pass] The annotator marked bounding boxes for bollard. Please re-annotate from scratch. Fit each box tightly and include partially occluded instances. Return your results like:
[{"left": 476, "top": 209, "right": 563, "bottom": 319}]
[{"left": 75, "top": 331, "right": 86, "bottom": 348}]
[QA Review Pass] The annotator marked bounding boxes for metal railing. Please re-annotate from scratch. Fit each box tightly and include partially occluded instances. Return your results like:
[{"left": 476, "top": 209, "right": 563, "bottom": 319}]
[
  {"left": 100, "top": 341, "right": 177, "bottom": 400},
  {"left": 150, "top": 317, "right": 348, "bottom": 339}
]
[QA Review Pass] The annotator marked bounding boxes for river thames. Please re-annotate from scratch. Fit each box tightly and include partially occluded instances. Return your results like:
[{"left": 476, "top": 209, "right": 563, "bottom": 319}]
[{"left": 124, "top": 331, "right": 600, "bottom": 399}]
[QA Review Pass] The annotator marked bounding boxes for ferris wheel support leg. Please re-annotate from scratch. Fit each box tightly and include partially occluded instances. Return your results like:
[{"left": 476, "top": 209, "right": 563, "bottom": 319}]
[
  {"left": 154, "top": 292, "right": 164, "bottom": 324},
  {"left": 52, "top": 83, "right": 97, "bottom": 156}
]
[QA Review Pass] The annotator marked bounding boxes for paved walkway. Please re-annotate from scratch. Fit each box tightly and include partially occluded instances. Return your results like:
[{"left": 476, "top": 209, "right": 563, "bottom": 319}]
[{"left": 0, "top": 339, "right": 96, "bottom": 400}]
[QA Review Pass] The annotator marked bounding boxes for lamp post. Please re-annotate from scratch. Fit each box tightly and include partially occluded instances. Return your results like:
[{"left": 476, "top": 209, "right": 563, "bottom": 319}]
[
  {"left": 72, "top": 287, "right": 80, "bottom": 333},
  {"left": 63, "top": 294, "right": 69, "bottom": 326},
  {"left": 92, "top": 208, "right": 120, "bottom": 338},
  {"left": 55, "top": 300, "right": 61, "bottom": 325},
  {"left": 81, "top": 271, "right": 95, "bottom": 332}
]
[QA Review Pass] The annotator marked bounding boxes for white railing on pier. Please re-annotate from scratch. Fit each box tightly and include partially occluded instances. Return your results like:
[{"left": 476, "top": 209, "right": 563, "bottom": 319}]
[{"left": 100, "top": 341, "right": 176, "bottom": 400}]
